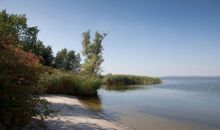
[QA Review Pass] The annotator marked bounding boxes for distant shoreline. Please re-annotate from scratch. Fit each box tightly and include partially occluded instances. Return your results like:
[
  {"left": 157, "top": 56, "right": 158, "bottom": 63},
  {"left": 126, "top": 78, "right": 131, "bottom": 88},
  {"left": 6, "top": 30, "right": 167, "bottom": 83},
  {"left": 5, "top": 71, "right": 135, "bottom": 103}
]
[{"left": 160, "top": 76, "right": 220, "bottom": 79}]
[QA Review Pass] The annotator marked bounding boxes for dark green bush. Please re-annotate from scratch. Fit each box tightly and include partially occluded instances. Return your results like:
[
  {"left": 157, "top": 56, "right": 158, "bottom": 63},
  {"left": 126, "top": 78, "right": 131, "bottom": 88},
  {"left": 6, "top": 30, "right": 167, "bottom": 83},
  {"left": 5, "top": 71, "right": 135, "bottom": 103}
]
[
  {"left": 38, "top": 70, "right": 101, "bottom": 96},
  {"left": 102, "top": 74, "right": 161, "bottom": 86},
  {"left": 0, "top": 45, "right": 54, "bottom": 130}
]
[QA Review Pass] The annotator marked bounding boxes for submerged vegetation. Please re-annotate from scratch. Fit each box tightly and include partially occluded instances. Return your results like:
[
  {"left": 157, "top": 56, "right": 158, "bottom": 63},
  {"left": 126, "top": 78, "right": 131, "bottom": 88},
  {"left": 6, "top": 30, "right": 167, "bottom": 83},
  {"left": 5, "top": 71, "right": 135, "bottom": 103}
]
[{"left": 103, "top": 74, "right": 161, "bottom": 86}]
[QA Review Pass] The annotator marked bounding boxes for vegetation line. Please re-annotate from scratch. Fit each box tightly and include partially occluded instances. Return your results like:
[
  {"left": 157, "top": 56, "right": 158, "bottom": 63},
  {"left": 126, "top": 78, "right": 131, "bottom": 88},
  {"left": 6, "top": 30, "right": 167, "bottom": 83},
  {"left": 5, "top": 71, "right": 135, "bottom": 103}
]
[{"left": 103, "top": 74, "right": 161, "bottom": 86}]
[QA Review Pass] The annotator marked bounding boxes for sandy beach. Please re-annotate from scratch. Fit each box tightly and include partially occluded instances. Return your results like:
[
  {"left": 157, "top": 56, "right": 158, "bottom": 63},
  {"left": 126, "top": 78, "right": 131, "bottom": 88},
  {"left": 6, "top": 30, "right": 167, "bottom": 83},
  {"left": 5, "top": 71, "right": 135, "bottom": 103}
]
[{"left": 43, "top": 95, "right": 132, "bottom": 130}]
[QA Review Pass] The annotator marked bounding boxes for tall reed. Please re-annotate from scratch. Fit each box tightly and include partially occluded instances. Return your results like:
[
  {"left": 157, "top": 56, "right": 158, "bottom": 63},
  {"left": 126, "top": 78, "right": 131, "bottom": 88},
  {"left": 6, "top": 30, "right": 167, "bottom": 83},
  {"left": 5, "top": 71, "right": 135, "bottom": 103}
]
[
  {"left": 102, "top": 74, "right": 161, "bottom": 86},
  {"left": 38, "top": 70, "right": 101, "bottom": 96}
]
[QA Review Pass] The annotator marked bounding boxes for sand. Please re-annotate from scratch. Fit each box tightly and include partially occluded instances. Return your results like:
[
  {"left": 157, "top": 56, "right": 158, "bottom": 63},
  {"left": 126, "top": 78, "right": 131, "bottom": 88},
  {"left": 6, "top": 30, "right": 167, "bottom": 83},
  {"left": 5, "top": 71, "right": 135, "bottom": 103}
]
[{"left": 43, "top": 95, "right": 132, "bottom": 130}]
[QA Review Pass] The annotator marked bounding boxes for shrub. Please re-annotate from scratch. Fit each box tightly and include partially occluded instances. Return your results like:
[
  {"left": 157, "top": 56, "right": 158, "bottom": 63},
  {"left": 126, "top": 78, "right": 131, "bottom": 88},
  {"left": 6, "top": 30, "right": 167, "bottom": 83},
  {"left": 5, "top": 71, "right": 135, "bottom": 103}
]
[
  {"left": 38, "top": 70, "right": 101, "bottom": 96},
  {"left": 102, "top": 74, "right": 161, "bottom": 86},
  {"left": 0, "top": 44, "right": 54, "bottom": 129}
]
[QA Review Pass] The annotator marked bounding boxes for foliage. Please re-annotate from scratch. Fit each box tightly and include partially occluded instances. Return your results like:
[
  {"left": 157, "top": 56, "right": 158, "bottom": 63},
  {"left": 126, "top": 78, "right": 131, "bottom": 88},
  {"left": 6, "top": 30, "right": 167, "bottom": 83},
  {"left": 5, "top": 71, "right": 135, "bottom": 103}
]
[
  {"left": 81, "top": 30, "right": 107, "bottom": 75},
  {"left": 0, "top": 44, "right": 54, "bottom": 129},
  {"left": 38, "top": 69, "right": 101, "bottom": 96},
  {"left": 0, "top": 10, "right": 54, "bottom": 66},
  {"left": 31, "top": 40, "right": 54, "bottom": 66},
  {"left": 0, "top": 10, "right": 55, "bottom": 129},
  {"left": 54, "top": 48, "right": 81, "bottom": 71},
  {"left": 103, "top": 74, "right": 161, "bottom": 86}
]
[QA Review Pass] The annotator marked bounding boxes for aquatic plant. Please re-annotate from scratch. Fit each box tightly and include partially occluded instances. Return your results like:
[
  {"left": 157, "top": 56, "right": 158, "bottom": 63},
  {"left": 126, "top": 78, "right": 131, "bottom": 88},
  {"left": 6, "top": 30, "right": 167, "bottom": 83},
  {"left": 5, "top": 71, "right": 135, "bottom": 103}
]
[{"left": 102, "top": 74, "right": 161, "bottom": 86}]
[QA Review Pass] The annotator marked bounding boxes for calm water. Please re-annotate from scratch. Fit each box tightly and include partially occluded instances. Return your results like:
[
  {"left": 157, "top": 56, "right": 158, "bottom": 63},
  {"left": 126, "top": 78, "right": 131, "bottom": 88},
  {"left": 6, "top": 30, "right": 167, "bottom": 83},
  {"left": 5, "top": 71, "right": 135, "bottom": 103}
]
[{"left": 79, "top": 77, "right": 220, "bottom": 130}]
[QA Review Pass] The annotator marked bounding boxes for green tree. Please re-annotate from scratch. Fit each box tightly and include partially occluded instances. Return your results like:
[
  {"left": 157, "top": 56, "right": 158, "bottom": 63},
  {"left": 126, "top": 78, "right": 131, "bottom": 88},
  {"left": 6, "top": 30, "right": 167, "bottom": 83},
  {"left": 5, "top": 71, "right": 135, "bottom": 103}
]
[
  {"left": 42, "top": 45, "right": 54, "bottom": 66},
  {"left": 32, "top": 40, "right": 54, "bottom": 66},
  {"left": 54, "top": 48, "right": 81, "bottom": 71},
  {"left": 0, "top": 10, "right": 27, "bottom": 46},
  {"left": 0, "top": 10, "right": 55, "bottom": 128},
  {"left": 22, "top": 27, "right": 39, "bottom": 51},
  {"left": 0, "top": 10, "right": 54, "bottom": 66},
  {"left": 81, "top": 31, "right": 107, "bottom": 75},
  {"left": 54, "top": 48, "right": 67, "bottom": 69}
]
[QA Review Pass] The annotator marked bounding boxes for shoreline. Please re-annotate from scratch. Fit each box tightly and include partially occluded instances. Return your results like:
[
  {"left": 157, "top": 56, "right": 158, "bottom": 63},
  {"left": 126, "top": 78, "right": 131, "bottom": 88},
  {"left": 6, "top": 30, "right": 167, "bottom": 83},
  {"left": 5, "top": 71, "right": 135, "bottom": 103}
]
[{"left": 43, "top": 94, "right": 133, "bottom": 130}]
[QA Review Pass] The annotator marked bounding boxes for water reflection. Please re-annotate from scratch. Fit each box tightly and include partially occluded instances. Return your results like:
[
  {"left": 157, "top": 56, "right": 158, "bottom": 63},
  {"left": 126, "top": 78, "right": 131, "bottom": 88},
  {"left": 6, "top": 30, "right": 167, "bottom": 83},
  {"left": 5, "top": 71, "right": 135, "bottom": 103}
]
[
  {"left": 78, "top": 78, "right": 220, "bottom": 130},
  {"left": 79, "top": 95, "right": 102, "bottom": 112},
  {"left": 102, "top": 85, "right": 145, "bottom": 91},
  {"left": 79, "top": 85, "right": 145, "bottom": 112}
]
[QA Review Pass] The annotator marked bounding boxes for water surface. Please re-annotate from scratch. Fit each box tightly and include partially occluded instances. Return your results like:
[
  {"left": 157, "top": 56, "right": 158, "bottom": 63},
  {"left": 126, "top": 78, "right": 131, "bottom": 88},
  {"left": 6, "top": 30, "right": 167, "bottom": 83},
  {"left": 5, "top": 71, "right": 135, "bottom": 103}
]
[{"left": 80, "top": 77, "right": 220, "bottom": 130}]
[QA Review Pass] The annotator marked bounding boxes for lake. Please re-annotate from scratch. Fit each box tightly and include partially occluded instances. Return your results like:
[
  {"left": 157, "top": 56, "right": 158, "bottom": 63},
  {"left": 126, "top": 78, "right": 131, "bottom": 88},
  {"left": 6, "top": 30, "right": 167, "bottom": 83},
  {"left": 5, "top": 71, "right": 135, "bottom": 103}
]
[{"left": 79, "top": 77, "right": 220, "bottom": 130}]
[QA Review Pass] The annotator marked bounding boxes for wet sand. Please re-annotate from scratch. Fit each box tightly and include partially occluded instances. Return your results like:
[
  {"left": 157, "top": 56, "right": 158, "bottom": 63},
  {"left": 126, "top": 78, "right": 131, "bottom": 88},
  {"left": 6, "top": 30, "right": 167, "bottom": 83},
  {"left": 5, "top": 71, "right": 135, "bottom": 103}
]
[{"left": 44, "top": 95, "right": 132, "bottom": 130}]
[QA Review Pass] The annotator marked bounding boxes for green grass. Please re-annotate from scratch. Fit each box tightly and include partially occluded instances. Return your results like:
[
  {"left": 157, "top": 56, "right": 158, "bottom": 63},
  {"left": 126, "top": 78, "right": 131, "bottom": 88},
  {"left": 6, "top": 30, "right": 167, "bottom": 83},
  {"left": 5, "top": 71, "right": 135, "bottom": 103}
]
[
  {"left": 102, "top": 74, "right": 161, "bottom": 86},
  {"left": 38, "top": 70, "right": 161, "bottom": 96},
  {"left": 38, "top": 69, "right": 101, "bottom": 96}
]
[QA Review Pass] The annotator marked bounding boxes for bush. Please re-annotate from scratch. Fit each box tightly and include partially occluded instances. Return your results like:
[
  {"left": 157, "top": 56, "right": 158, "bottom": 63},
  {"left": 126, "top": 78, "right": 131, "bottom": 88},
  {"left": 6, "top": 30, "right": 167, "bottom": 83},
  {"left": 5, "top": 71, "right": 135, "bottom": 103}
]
[
  {"left": 38, "top": 70, "right": 101, "bottom": 96},
  {"left": 0, "top": 45, "right": 54, "bottom": 129},
  {"left": 102, "top": 74, "right": 161, "bottom": 86}
]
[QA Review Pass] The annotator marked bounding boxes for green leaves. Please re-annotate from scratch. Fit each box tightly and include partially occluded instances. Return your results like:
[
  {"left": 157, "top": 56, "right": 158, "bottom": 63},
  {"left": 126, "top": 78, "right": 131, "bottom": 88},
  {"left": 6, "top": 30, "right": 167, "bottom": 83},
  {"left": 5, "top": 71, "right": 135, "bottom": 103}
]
[
  {"left": 81, "top": 31, "right": 107, "bottom": 75},
  {"left": 0, "top": 10, "right": 55, "bottom": 129},
  {"left": 0, "top": 44, "right": 54, "bottom": 129},
  {"left": 54, "top": 48, "right": 81, "bottom": 71},
  {"left": 0, "top": 10, "right": 54, "bottom": 66}
]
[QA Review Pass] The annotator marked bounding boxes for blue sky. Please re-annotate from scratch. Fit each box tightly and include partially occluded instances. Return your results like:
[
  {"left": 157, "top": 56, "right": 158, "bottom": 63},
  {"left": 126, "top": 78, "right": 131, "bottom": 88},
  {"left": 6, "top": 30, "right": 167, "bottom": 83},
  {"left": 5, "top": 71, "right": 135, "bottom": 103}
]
[{"left": 1, "top": 0, "right": 220, "bottom": 76}]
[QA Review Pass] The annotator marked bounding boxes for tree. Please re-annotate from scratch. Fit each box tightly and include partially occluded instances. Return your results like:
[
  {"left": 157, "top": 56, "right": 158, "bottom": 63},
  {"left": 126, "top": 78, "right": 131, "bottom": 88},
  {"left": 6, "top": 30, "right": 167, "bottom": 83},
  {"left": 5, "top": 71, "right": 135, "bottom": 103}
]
[
  {"left": 22, "top": 27, "right": 39, "bottom": 51},
  {"left": 42, "top": 45, "right": 54, "bottom": 66},
  {"left": 81, "top": 31, "right": 107, "bottom": 75},
  {"left": 54, "top": 48, "right": 81, "bottom": 71},
  {"left": 0, "top": 10, "right": 54, "bottom": 129},
  {"left": 0, "top": 10, "right": 27, "bottom": 46},
  {"left": 32, "top": 40, "right": 54, "bottom": 66},
  {"left": 66, "top": 50, "right": 81, "bottom": 71},
  {"left": 0, "top": 10, "right": 54, "bottom": 66}
]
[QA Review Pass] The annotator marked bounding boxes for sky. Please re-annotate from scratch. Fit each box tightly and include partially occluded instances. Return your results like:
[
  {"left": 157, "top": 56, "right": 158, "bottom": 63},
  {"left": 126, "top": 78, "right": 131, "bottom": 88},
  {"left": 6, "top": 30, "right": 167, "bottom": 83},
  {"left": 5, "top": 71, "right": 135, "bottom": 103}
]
[{"left": 1, "top": 0, "right": 220, "bottom": 76}]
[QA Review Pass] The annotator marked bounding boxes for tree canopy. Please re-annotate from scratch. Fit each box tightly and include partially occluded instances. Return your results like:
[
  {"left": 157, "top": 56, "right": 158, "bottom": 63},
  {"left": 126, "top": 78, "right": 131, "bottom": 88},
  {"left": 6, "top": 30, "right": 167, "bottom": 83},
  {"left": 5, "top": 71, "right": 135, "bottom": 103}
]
[
  {"left": 54, "top": 48, "right": 81, "bottom": 71},
  {"left": 0, "top": 10, "right": 54, "bottom": 129},
  {"left": 0, "top": 10, "right": 54, "bottom": 66},
  {"left": 81, "top": 31, "right": 107, "bottom": 75}
]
